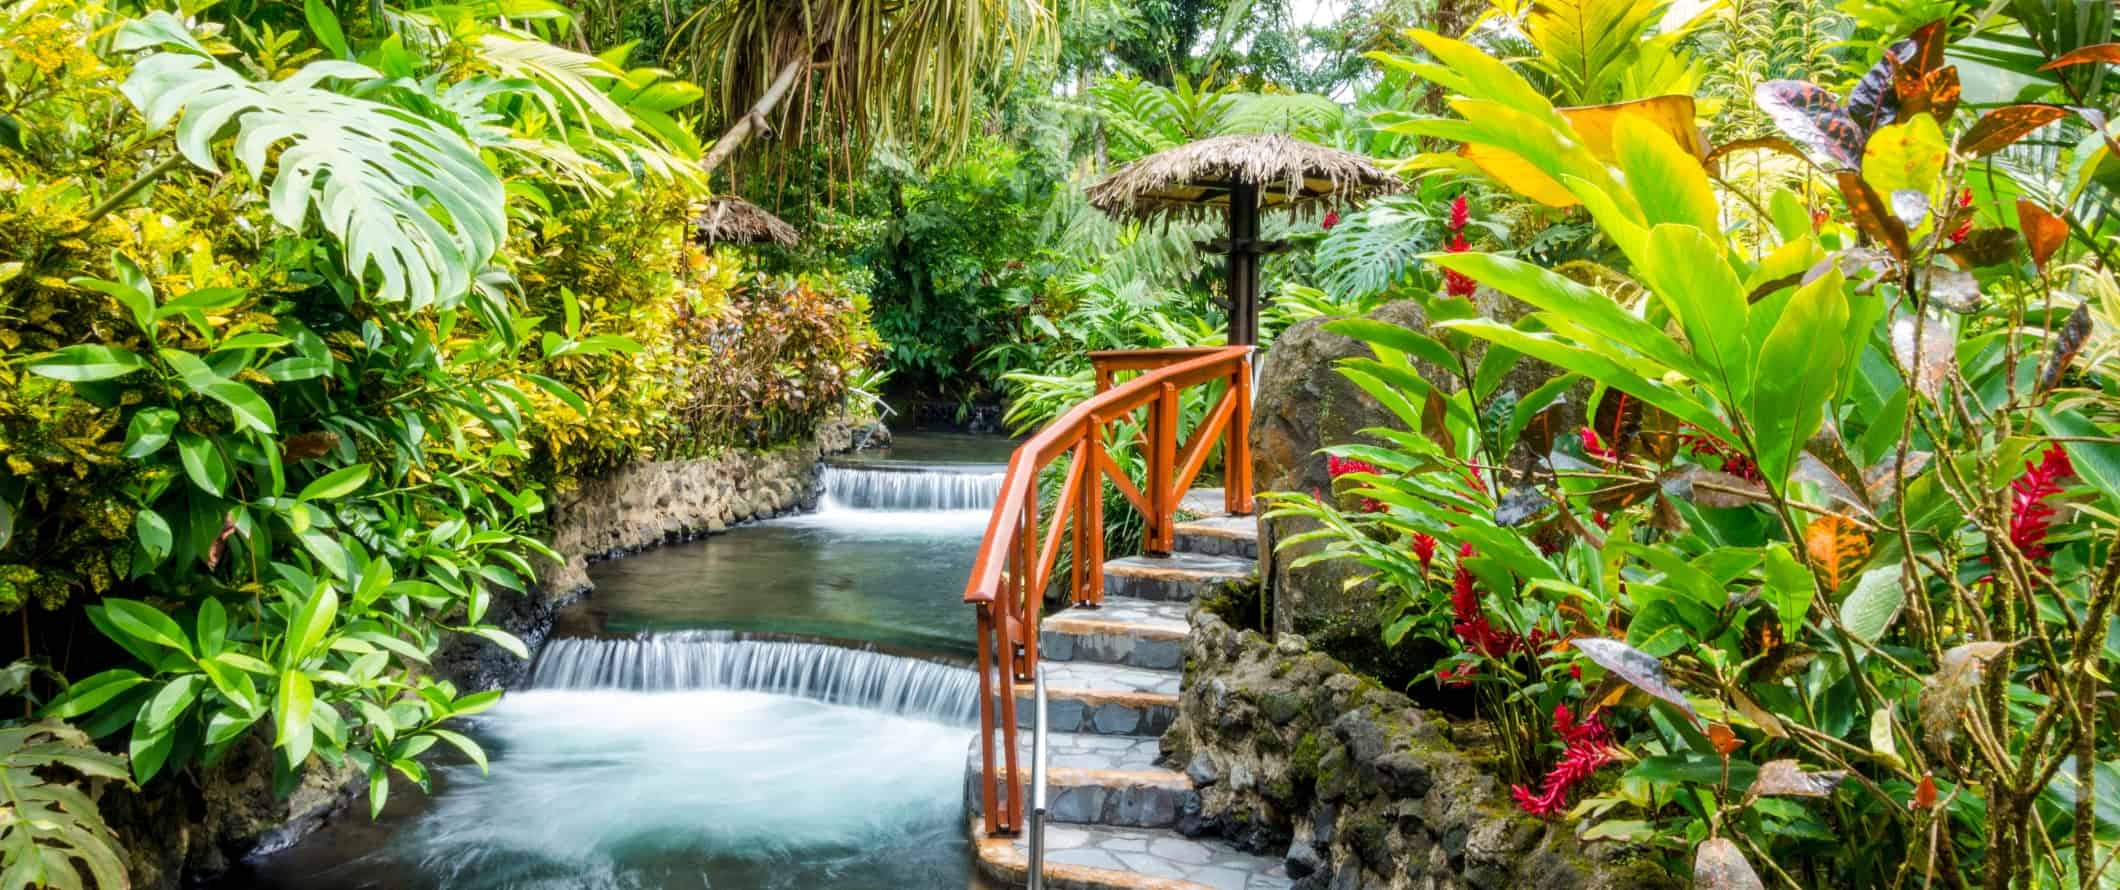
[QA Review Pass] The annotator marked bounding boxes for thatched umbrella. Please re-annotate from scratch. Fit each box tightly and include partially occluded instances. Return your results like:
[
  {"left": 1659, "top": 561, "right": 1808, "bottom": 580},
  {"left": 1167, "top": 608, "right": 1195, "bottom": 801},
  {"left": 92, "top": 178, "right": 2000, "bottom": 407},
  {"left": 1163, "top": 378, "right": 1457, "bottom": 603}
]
[
  {"left": 1086, "top": 134, "right": 1399, "bottom": 345},
  {"left": 689, "top": 195, "right": 800, "bottom": 247}
]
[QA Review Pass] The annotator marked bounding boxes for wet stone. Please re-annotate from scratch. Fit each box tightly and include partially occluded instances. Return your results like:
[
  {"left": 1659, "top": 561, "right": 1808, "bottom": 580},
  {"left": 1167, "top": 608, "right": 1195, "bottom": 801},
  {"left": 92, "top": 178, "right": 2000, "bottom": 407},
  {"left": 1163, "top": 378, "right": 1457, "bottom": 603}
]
[{"left": 1092, "top": 703, "right": 1143, "bottom": 734}]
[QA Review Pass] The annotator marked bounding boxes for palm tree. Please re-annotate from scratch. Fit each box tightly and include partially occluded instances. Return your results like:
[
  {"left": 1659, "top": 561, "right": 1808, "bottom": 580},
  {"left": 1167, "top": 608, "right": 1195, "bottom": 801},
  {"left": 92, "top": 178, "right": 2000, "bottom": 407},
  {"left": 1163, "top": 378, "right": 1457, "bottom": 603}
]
[{"left": 670, "top": 0, "right": 1057, "bottom": 175}]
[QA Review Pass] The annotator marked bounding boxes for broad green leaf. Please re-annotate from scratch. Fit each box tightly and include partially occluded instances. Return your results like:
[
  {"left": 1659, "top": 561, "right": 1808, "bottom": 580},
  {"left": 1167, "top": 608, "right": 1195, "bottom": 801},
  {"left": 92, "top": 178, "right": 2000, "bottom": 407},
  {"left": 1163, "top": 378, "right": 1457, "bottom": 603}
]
[
  {"left": 202, "top": 379, "right": 276, "bottom": 435},
  {"left": 26, "top": 345, "right": 148, "bottom": 381},
  {"left": 424, "top": 728, "right": 489, "bottom": 772},
  {"left": 1750, "top": 270, "right": 1850, "bottom": 487},
  {"left": 1427, "top": 251, "right": 1702, "bottom": 380},
  {"left": 129, "top": 717, "right": 175, "bottom": 782},
  {"left": 1761, "top": 543, "right": 1814, "bottom": 641},
  {"left": 274, "top": 670, "right": 315, "bottom": 766},
  {"left": 1640, "top": 225, "right": 1750, "bottom": 403},
  {"left": 176, "top": 432, "right": 229, "bottom": 497},
  {"left": 135, "top": 508, "right": 173, "bottom": 567},
  {"left": 303, "top": 0, "right": 351, "bottom": 59},
  {"left": 196, "top": 597, "right": 228, "bottom": 657},
  {"left": 123, "top": 407, "right": 179, "bottom": 458},
  {"left": 142, "top": 674, "right": 204, "bottom": 732},
  {"left": 299, "top": 464, "right": 372, "bottom": 501},
  {"left": 283, "top": 585, "right": 339, "bottom": 669},
  {"left": 1613, "top": 115, "right": 1719, "bottom": 234},
  {"left": 468, "top": 627, "right": 528, "bottom": 660},
  {"left": 1841, "top": 566, "right": 1904, "bottom": 646},
  {"left": 43, "top": 670, "right": 147, "bottom": 718},
  {"left": 98, "top": 598, "right": 192, "bottom": 656},
  {"left": 2034, "top": 409, "right": 2120, "bottom": 509}
]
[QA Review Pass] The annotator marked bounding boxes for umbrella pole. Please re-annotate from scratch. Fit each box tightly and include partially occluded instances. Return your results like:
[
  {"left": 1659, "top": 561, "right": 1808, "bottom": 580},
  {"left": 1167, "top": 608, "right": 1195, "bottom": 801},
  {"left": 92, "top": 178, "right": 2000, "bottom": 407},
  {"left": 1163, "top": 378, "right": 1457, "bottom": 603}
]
[{"left": 1227, "top": 181, "right": 1259, "bottom": 347}]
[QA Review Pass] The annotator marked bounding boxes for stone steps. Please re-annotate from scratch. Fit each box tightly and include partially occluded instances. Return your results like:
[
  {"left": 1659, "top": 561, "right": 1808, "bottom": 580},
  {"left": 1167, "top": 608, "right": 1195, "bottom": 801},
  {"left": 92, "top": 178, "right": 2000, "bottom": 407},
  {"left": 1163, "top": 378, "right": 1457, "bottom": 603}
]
[
  {"left": 1016, "top": 660, "right": 1181, "bottom": 737},
  {"left": 1172, "top": 515, "right": 1259, "bottom": 560},
  {"left": 1041, "top": 598, "right": 1191, "bottom": 669},
  {"left": 1103, "top": 553, "right": 1257, "bottom": 602},
  {"left": 972, "top": 486, "right": 1279, "bottom": 889},
  {"left": 971, "top": 819, "right": 1293, "bottom": 890}
]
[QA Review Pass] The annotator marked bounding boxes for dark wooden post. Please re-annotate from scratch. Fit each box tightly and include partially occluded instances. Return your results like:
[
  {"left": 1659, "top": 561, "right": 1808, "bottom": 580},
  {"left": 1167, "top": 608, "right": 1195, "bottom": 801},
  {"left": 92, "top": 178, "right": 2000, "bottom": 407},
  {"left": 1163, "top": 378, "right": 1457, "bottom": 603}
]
[{"left": 1226, "top": 180, "right": 1260, "bottom": 346}]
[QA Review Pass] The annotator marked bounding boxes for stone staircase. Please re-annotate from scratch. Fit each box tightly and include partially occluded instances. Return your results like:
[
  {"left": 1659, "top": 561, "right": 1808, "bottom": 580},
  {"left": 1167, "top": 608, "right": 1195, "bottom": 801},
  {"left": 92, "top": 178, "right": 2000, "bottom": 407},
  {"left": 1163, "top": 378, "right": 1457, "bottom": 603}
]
[{"left": 968, "top": 490, "right": 1290, "bottom": 890}]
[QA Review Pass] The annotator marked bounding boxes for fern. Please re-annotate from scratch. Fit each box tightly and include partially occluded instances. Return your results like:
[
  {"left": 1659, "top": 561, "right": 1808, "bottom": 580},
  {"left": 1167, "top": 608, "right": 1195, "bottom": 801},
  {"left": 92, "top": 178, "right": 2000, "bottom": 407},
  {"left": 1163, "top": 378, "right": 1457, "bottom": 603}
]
[{"left": 118, "top": 12, "right": 507, "bottom": 309}]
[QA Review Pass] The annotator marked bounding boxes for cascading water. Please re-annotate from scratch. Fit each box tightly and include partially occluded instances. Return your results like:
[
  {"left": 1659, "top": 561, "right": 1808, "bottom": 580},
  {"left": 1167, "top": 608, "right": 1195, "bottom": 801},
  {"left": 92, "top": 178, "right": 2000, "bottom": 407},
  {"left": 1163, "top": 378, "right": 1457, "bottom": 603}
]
[
  {"left": 819, "top": 463, "right": 1003, "bottom": 511},
  {"left": 530, "top": 631, "right": 980, "bottom": 725},
  {"left": 234, "top": 434, "right": 1015, "bottom": 890}
]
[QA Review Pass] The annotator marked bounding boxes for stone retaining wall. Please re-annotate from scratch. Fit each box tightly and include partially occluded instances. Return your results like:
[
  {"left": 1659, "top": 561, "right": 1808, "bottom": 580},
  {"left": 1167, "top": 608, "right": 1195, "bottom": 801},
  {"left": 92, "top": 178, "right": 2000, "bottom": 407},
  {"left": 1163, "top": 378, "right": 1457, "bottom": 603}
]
[{"left": 1163, "top": 609, "right": 1677, "bottom": 890}]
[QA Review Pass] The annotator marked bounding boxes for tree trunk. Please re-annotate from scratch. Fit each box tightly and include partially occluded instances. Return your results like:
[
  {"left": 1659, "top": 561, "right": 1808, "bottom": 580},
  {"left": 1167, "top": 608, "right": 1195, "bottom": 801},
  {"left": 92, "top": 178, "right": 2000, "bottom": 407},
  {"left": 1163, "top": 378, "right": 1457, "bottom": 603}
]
[{"left": 699, "top": 57, "right": 807, "bottom": 176}]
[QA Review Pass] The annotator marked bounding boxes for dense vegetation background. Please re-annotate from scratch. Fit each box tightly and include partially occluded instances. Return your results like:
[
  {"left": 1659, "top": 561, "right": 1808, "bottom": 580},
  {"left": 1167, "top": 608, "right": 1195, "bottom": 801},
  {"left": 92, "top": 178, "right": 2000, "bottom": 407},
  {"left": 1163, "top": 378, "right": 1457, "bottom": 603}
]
[{"left": 5, "top": 0, "right": 2120, "bottom": 887}]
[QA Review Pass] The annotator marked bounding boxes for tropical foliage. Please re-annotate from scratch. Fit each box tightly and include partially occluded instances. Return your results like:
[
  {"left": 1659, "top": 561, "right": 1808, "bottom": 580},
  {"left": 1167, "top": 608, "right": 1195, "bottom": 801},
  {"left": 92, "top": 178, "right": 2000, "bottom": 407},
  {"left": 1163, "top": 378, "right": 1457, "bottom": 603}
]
[
  {"left": 1271, "top": 7, "right": 2120, "bottom": 887},
  {"left": 1, "top": 1, "right": 875, "bottom": 880}
]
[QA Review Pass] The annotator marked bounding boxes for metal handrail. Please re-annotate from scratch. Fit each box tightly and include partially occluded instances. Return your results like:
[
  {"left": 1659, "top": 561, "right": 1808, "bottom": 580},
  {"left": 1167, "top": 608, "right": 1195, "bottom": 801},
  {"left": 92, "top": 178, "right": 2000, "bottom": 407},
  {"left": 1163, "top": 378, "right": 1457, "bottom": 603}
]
[
  {"left": 1027, "top": 664, "right": 1049, "bottom": 890},
  {"left": 965, "top": 346, "right": 1255, "bottom": 837}
]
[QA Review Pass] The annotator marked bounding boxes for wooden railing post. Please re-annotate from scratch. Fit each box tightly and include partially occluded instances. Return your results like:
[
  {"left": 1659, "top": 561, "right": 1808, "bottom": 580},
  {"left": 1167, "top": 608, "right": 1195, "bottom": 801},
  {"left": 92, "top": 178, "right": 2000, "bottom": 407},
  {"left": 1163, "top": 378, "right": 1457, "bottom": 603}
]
[
  {"left": 1147, "top": 382, "right": 1179, "bottom": 556},
  {"left": 1018, "top": 500, "right": 1040, "bottom": 678},
  {"left": 1085, "top": 417, "right": 1106, "bottom": 606},
  {"left": 975, "top": 605, "right": 1000, "bottom": 834},
  {"left": 1228, "top": 351, "right": 1254, "bottom": 515}
]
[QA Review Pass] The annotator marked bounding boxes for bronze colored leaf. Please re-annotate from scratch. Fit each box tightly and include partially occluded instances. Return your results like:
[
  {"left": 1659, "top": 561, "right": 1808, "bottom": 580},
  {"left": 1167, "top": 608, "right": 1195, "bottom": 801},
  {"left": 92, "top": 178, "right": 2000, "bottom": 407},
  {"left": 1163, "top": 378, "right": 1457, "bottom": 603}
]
[
  {"left": 1913, "top": 773, "right": 1938, "bottom": 809},
  {"left": 1421, "top": 389, "right": 1451, "bottom": 452},
  {"left": 1673, "top": 466, "right": 1770, "bottom": 508},
  {"left": 1895, "top": 65, "right": 1961, "bottom": 123},
  {"left": 1704, "top": 136, "right": 1822, "bottom": 171},
  {"left": 1836, "top": 171, "right": 1911, "bottom": 260},
  {"left": 2017, "top": 199, "right": 2068, "bottom": 273},
  {"left": 1864, "top": 451, "right": 1933, "bottom": 502},
  {"left": 1649, "top": 493, "right": 1686, "bottom": 532},
  {"left": 1941, "top": 228, "right": 2021, "bottom": 269},
  {"left": 1638, "top": 405, "right": 1683, "bottom": 464},
  {"left": 1593, "top": 389, "right": 1642, "bottom": 459},
  {"left": 1587, "top": 478, "right": 1657, "bottom": 512},
  {"left": 1849, "top": 23, "right": 1946, "bottom": 131},
  {"left": 2037, "top": 302, "right": 2092, "bottom": 394},
  {"left": 1803, "top": 514, "right": 1871, "bottom": 592},
  {"left": 1957, "top": 104, "right": 2070, "bottom": 157},
  {"left": 1573, "top": 637, "right": 1700, "bottom": 726},
  {"left": 1709, "top": 723, "right": 1741, "bottom": 757},
  {"left": 1729, "top": 687, "right": 1788, "bottom": 739},
  {"left": 1748, "top": 759, "right": 1850, "bottom": 801},
  {"left": 1522, "top": 401, "right": 1566, "bottom": 461},
  {"left": 282, "top": 431, "right": 342, "bottom": 462},
  {"left": 2038, "top": 42, "right": 2120, "bottom": 71},
  {"left": 1891, "top": 314, "right": 1955, "bottom": 399},
  {"left": 1756, "top": 81, "right": 1864, "bottom": 169},
  {"left": 1694, "top": 837, "right": 1767, "bottom": 890}
]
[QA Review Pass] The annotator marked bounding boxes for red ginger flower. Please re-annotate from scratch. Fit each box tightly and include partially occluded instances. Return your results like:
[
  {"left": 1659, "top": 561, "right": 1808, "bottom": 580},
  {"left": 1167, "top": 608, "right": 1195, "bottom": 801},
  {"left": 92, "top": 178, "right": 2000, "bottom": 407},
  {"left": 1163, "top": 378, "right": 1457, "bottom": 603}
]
[
  {"left": 1512, "top": 704, "right": 1617, "bottom": 817},
  {"left": 2008, "top": 442, "right": 2075, "bottom": 564},
  {"left": 1578, "top": 427, "right": 1616, "bottom": 460},
  {"left": 1412, "top": 532, "right": 1438, "bottom": 573},
  {"left": 1443, "top": 195, "right": 1477, "bottom": 298},
  {"left": 1326, "top": 455, "right": 1386, "bottom": 513},
  {"left": 1322, "top": 210, "right": 1340, "bottom": 230}
]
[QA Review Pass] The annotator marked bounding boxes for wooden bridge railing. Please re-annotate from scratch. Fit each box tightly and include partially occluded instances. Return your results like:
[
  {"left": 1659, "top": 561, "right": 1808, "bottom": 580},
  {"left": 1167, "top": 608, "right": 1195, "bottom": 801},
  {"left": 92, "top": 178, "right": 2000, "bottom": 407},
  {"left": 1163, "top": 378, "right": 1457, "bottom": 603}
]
[{"left": 965, "top": 345, "right": 1255, "bottom": 836}]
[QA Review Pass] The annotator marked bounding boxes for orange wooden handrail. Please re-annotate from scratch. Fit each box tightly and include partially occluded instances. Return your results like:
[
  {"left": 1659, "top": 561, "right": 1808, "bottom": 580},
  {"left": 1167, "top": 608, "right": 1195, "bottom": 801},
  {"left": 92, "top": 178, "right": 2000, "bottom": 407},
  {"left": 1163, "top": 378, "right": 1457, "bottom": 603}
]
[{"left": 965, "top": 346, "right": 1255, "bottom": 836}]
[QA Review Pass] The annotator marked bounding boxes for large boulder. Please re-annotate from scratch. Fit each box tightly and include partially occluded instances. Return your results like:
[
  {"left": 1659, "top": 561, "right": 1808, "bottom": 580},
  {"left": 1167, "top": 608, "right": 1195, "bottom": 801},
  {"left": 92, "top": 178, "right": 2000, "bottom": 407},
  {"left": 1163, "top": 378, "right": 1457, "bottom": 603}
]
[{"left": 1250, "top": 297, "right": 1562, "bottom": 653}]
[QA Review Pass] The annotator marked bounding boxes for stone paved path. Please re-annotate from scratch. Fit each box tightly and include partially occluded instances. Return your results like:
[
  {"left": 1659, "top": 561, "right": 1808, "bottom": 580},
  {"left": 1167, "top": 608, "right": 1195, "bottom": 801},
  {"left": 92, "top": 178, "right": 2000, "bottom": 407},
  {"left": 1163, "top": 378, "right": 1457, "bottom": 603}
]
[{"left": 968, "top": 489, "right": 1289, "bottom": 890}]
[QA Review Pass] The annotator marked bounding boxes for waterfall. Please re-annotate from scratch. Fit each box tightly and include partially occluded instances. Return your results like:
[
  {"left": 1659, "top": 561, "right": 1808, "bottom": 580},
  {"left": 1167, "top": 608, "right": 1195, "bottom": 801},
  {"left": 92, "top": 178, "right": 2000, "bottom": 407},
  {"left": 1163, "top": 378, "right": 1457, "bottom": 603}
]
[
  {"left": 819, "top": 464, "right": 1003, "bottom": 511},
  {"left": 529, "top": 632, "right": 980, "bottom": 725}
]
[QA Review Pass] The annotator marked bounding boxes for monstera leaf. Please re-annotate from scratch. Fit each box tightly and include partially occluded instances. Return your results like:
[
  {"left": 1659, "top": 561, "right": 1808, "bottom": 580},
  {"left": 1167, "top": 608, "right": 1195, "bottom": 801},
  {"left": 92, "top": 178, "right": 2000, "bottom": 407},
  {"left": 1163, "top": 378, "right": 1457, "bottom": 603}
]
[
  {"left": 115, "top": 12, "right": 506, "bottom": 309},
  {"left": 0, "top": 719, "right": 132, "bottom": 889}
]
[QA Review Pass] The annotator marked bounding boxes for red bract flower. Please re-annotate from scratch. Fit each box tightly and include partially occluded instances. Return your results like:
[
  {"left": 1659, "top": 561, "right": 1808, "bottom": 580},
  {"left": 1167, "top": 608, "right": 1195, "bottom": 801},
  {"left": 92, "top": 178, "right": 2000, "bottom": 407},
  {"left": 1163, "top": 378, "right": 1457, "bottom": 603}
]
[
  {"left": 1678, "top": 428, "right": 1760, "bottom": 483},
  {"left": 1578, "top": 427, "right": 1616, "bottom": 460},
  {"left": 1412, "top": 532, "right": 1438, "bottom": 573},
  {"left": 1511, "top": 704, "right": 1617, "bottom": 817},
  {"left": 1441, "top": 195, "right": 1478, "bottom": 298},
  {"left": 1438, "top": 663, "right": 1478, "bottom": 687},
  {"left": 1949, "top": 188, "right": 1974, "bottom": 245},
  {"left": 1322, "top": 210, "right": 1340, "bottom": 230},
  {"left": 1449, "top": 546, "right": 1527, "bottom": 659},
  {"left": 1325, "top": 455, "right": 1386, "bottom": 513},
  {"left": 2008, "top": 442, "right": 2075, "bottom": 564},
  {"left": 1810, "top": 207, "right": 1828, "bottom": 231}
]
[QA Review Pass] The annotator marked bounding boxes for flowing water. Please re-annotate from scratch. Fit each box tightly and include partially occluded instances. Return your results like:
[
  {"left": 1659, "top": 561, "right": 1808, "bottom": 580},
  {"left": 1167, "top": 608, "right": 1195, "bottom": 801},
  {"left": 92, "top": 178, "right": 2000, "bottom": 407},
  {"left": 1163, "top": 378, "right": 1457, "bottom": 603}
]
[{"left": 229, "top": 433, "right": 1015, "bottom": 890}]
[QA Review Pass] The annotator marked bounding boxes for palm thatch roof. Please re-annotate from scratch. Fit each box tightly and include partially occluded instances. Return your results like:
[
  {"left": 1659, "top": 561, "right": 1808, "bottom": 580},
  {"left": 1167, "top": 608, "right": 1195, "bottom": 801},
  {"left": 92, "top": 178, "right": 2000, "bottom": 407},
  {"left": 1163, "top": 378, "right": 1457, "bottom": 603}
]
[
  {"left": 1086, "top": 134, "right": 1399, "bottom": 220},
  {"left": 690, "top": 195, "right": 800, "bottom": 247}
]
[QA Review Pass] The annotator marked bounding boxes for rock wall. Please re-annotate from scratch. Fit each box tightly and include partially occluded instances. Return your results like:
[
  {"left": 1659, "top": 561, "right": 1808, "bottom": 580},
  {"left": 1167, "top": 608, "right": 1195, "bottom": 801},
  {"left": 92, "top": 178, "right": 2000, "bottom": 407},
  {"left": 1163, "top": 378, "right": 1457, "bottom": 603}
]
[
  {"left": 1163, "top": 608, "right": 1677, "bottom": 890},
  {"left": 433, "top": 409, "right": 881, "bottom": 691}
]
